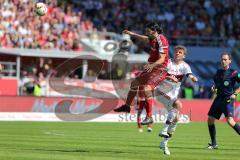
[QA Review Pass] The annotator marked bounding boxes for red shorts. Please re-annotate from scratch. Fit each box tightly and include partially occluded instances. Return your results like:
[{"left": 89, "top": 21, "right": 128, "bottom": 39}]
[{"left": 134, "top": 67, "right": 167, "bottom": 89}]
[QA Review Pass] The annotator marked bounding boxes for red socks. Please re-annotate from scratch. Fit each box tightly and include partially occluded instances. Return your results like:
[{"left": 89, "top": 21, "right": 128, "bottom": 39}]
[{"left": 146, "top": 98, "right": 153, "bottom": 118}]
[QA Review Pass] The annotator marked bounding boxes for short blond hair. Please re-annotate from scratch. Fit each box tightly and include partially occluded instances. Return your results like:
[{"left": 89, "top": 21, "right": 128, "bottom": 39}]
[{"left": 175, "top": 45, "right": 187, "bottom": 55}]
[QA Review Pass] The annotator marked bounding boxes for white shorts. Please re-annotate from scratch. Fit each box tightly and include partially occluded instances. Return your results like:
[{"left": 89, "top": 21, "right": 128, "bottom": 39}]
[{"left": 155, "top": 80, "right": 180, "bottom": 110}]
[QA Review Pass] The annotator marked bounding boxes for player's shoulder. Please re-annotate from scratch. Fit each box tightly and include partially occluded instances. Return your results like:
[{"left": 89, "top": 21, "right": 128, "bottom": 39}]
[
  {"left": 157, "top": 34, "right": 169, "bottom": 44},
  {"left": 229, "top": 68, "right": 239, "bottom": 76},
  {"left": 158, "top": 34, "right": 167, "bottom": 39},
  {"left": 182, "top": 61, "right": 190, "bottom": 66},
  {"left": 229, "top": 68, "right": 238, "bottom": 72},
  {"left": 180, "top": 61, "right": 191, "bottom": 69}
]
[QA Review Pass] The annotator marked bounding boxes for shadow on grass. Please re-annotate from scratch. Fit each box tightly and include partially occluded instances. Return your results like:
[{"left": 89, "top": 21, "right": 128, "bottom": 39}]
[
  {"left": 23, "top": 148, "right": 127, "bottom": 154},
  {"left": 130, "top": 144, "right": 158, "bottom": 148},
  {"left": 130, "top": 144, "right": 240, "bottom": 151},
  {"left": 170, "top": 146, "right": 240, "bottom": 151}
]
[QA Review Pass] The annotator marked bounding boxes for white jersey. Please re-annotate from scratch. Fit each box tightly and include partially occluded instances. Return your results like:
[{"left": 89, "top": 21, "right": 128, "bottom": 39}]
[
  {"left": 166, "top": 59, "right": 192, "bottom": 87},
  {"left": 156, "top": 59, "right": 192, "bottom": 109}
]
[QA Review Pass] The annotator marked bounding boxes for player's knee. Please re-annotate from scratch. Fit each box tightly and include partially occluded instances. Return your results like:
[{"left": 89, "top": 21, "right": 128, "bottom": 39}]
[
  {"left": 173, "top": 100, "right": 182, "bottom": 110},
  {"left": 226, "top": 117, "right": 236, "bottom": 127},
  {"left": 144, "top": 85, "right": 152, "bottom": 92},
  {"left": 144, "top": 85, "right": 153, "bottom": 98},
  {"left": 167, "top": 108, "right": 178, "bottom": 123},
  {"left": 208, "top": 116, "right": 215, "bottom": 125},
  {"left": 173, "top": 115, "right": 179, "bottom": 123}
]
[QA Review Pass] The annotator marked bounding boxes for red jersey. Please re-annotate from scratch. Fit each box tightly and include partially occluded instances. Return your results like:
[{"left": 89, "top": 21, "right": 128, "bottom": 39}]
[{"left": 148, "top": 34, "right": 169, "bottom": 68}]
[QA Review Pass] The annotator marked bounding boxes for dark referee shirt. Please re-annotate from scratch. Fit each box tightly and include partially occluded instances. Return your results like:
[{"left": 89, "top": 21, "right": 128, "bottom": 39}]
[{"left": 214, "top": 68, "right": 240, "bottom": 98}]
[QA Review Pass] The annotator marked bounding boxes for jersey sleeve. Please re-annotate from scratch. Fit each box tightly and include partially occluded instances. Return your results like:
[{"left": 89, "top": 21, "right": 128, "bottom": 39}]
[
  {"left": 184, "top": 63, "right": 192, "bottom": 77},
  {"left": 234, "top": 71, "right": 240, "bottom": 83},
  {"left": 156, "top": 36, "right": 168, "bottom": 54}
]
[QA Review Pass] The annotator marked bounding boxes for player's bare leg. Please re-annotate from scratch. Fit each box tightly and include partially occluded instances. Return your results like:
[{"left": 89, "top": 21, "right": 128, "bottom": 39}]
[
  {"left": 226, "top": 117, "right": 240, "bottom": 135},
  {"left": 114, "top": 79, "right": 140, "bottom": 113}
]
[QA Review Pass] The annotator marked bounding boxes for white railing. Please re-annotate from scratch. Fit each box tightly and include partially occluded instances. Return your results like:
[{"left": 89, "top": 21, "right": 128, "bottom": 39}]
[{"left": 81, "top": 31, "right": 231, "bottom": 48}]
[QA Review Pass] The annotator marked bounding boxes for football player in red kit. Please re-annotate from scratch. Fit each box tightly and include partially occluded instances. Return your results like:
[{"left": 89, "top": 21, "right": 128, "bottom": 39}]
[{"left": 114, "top": 22, "right": 169, "bottom": 124}]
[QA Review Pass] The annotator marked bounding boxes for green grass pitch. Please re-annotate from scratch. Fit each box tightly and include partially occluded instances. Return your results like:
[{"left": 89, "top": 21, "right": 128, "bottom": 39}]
[{"left": 0, "top": 122, "right": 239, "bottom": 160}]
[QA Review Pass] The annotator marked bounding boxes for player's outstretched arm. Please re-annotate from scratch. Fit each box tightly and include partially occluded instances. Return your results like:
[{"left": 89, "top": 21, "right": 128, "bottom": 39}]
[
  {"left": 122, "top": 30, "right": 149, "bottom": 43},
  {"left": 188, "top": 74, "right": 198, "bottom": 83}
]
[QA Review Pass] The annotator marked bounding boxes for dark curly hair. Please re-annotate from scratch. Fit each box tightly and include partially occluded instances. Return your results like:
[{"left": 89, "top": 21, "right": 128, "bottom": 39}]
[{"left": 145, "top": 22, "right": 163, "bottom": 34}]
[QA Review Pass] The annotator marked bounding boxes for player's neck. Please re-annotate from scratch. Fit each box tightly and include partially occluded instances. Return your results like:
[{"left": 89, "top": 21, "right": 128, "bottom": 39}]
[
  {"left": 174, "top": 59, "right": 184, "bottom": 64},
  {"left": 223, "top": 66, "right": 230, "bottom": 70},
  {"left": 153, "top": 33, "right": 159, "bottom": 38}
]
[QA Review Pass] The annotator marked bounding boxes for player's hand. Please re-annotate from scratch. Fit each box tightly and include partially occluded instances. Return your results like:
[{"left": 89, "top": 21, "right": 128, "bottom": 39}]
[
  {"left": 166, "top": 75, "right": 178, "bottom": 83},
  {"left": 211, "top": 85, "right": 217, "bottom": 94},
  {"left": 144, "top": 64, "right": 154, "bottom": 72},
  {"left": 191, "top": 76, "right": 198, "bottom": 83},
  {"left": 230, "top": 94, "right": 236, "bottom": 100},
  {"left": 122, "top": 30, "right": 134, "bottom": 36},
  {"left": 170, "top": 75, "right": 178, "bottom": 83}
]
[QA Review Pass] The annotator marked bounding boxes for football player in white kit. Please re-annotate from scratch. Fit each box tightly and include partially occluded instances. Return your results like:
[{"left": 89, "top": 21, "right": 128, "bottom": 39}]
[{"left": 156, "top": 45, "right": 198, "bottom": 155}]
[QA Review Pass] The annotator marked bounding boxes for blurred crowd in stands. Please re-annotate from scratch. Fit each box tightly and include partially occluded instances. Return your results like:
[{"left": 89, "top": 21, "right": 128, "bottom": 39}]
[
  {"left": 0, "top": 0, "right": 86, "bottom": 51},
  {"left": 71, "top": 0, "right": 240, "bottom": 49},
  {"left": 0, "top": 0, "right": 240, "bottom": 51}
]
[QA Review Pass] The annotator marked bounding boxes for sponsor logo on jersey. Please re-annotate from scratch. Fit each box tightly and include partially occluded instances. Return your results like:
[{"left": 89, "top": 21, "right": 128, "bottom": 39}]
[{"left": 224, "top": 81, "right": 229, "bottom": 86}]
